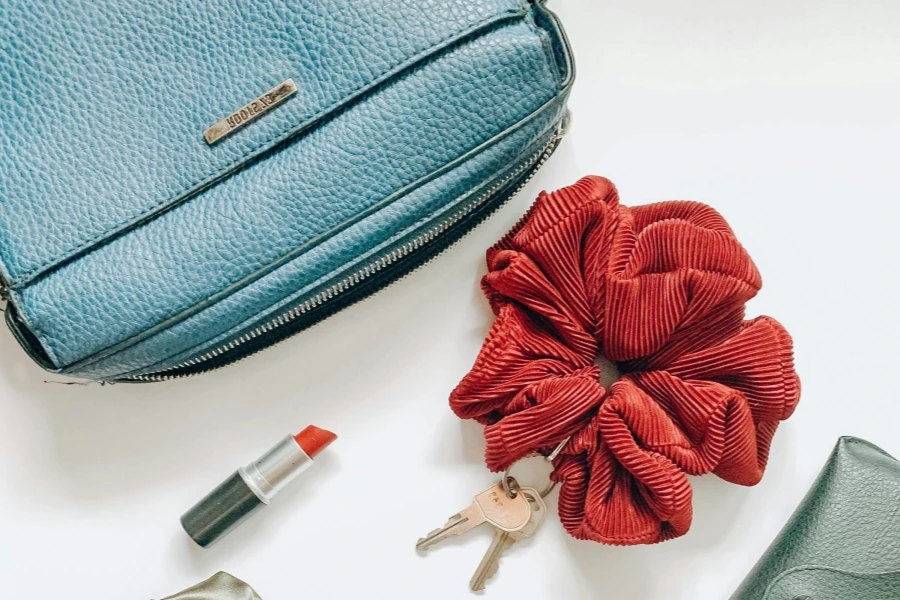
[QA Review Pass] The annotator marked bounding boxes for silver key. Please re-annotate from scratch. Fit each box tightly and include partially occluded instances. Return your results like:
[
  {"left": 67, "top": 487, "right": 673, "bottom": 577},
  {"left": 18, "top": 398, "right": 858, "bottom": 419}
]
[
  {"left": 416, "top": 482, "right": 532, "bottom": 552},
  {"left": 470, "top": 487, "right": 547, "bottom": 592}
]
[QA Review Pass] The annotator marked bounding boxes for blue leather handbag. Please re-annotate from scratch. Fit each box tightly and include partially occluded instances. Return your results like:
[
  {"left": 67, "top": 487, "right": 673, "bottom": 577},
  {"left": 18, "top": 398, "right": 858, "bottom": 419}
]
[{"left": 0, "top": 0, "right": 573, "bottom": 381}]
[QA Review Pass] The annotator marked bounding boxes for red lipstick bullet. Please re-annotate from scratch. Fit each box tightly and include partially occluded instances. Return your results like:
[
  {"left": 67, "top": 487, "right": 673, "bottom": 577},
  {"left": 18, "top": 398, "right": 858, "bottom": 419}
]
[{"left": 181, "top": 425, "right": 337, "bottom": 547}]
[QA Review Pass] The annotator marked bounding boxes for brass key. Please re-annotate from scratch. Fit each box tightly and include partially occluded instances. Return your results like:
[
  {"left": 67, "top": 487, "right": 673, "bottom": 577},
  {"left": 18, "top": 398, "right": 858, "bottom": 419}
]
[
  {"left": 470, "top": 487, "right": 547, "bottom": 592},
  {"left": 415, "top": 482, "right": 532, "bottom": 552}
]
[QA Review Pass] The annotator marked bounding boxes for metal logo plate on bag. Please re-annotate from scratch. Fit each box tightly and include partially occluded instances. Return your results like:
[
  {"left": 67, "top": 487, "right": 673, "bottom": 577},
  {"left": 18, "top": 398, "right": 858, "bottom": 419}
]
[{"left": 204, "top": 79, "right": 298, "bottom": 144}]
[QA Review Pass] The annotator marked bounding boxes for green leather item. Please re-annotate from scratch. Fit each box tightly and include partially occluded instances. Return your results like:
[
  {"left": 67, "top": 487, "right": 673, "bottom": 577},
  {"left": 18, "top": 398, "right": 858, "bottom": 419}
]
[
  {"left": 160, "top": 572, "right": 262, "bottom": 600},
  {"left": 731, "top": 437, "right": 900, "bottom": 600}
]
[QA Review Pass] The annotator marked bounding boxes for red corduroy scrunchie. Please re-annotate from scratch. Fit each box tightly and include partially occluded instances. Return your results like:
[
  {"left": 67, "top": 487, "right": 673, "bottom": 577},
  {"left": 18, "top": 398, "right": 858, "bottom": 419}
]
[{"left": 450, "top": 176, "right": 800, "bottom": 546}]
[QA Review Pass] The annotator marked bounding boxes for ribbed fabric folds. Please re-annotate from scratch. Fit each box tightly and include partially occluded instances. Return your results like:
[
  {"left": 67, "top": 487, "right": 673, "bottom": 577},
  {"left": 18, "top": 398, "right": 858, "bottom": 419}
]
[{"left": 450, "top": 176, "right": 800, "bottom": 545}]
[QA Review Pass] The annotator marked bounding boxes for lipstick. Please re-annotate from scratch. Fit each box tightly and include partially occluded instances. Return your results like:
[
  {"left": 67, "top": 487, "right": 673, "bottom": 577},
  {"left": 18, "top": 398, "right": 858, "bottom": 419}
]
[{"left": 181, "top": 425, "right": 337, "bottom": 547}]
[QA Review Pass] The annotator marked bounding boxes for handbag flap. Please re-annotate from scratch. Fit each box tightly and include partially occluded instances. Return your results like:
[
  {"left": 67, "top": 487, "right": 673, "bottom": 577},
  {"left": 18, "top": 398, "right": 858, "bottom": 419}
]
[{"left": 0, "top": 0, "right": 525, "bottom": 287}]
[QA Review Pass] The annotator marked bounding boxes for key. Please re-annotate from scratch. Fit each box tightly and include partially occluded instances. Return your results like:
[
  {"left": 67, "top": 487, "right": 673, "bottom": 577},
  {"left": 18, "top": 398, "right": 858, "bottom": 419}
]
[
  {"left": 416, "top": 482, "right": 532, "bottom": 552},
  {"left": 469, "top": 488, "right": 547, "bottom": 592},
  {"left": 469, "top": 488, "right": 547, "bottom": 591}
]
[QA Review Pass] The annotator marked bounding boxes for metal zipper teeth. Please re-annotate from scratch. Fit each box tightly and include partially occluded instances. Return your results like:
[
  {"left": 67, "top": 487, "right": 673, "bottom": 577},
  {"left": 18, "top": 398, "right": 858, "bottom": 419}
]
[{"left": 128, "top": 126, "right": 565, "bottom": 382}]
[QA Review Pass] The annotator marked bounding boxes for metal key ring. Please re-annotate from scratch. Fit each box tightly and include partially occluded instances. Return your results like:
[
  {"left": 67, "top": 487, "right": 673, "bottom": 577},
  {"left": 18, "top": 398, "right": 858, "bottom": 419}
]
[
  {"left": 502, "top": 462, "right": 555, "bottom": 499},
  {"left": 501, "top": 437, "right": 570, "bottom": 499}
]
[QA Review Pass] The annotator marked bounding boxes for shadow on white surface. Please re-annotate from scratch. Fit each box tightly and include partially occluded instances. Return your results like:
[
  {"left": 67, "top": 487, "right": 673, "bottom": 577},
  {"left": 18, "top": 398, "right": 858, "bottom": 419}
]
[
  {"left": 172, "top": 448, "right": 342, "bottom": 570},
  {"left": 555, "top": 477, "right": 750, "bottom": 599}
]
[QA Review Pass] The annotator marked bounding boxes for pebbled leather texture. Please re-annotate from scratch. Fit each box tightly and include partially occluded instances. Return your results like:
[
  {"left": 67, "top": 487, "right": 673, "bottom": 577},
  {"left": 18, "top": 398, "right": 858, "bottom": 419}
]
[
  {"left": 0, "top": 0, "right": 573, "bottom": 378},
  {"left": 730, "top": 437, "right": 900, "bottom": 600},
  {"left": 0, "top": 0, "right": 526, "bottom": 285},
  {"left": 75, "top": 108, "right": 567, "bottom": 380}
]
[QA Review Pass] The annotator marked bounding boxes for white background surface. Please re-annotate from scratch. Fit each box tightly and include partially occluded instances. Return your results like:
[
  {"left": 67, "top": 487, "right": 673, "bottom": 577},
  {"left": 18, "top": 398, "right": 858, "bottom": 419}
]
[{"left": 2, "top": 1, "right": 899, "bottom": 598}]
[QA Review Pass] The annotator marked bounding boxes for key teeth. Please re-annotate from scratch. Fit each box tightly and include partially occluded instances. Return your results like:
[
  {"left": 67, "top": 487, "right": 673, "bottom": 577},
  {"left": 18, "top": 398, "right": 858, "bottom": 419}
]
[
  {"left": 471, "top": 550, "right": 504, "bottom": 591},
  {"left": 415, "top": 529, "right": 444, "bottom": 552},
  {"left": 416, "top": 513, "right": 466, "bottom": 552},
  {"left": 470, "top": 533, "right": 519, "bottom": 592}
]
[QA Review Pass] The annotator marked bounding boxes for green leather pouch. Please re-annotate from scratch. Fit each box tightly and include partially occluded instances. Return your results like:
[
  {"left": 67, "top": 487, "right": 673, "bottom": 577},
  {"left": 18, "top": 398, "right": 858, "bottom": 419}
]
[{"left": 731, "top": 437, "right": 900, "bottom": 600}]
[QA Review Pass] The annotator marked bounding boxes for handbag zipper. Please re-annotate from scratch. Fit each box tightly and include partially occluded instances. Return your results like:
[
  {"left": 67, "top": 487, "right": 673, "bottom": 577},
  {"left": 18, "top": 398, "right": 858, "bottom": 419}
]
[
  {"left": 123, "top": 114, "right": 569, "bottom": 382},
  {"left": 0, "top": 277, "right": 9, "bottom": 314}
]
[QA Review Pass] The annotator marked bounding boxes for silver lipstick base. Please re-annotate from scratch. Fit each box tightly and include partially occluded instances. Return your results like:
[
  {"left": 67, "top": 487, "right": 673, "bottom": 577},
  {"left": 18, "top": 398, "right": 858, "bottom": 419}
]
[{"left": 239, "top": 434, "right": 313, "bottom": 503}]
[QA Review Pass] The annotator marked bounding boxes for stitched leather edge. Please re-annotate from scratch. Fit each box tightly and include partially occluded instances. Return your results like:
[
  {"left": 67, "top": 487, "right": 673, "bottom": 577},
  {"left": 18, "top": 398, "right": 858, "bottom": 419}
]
[{"left": 7, "top": 7, "right": 528, "bottom": 288}]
